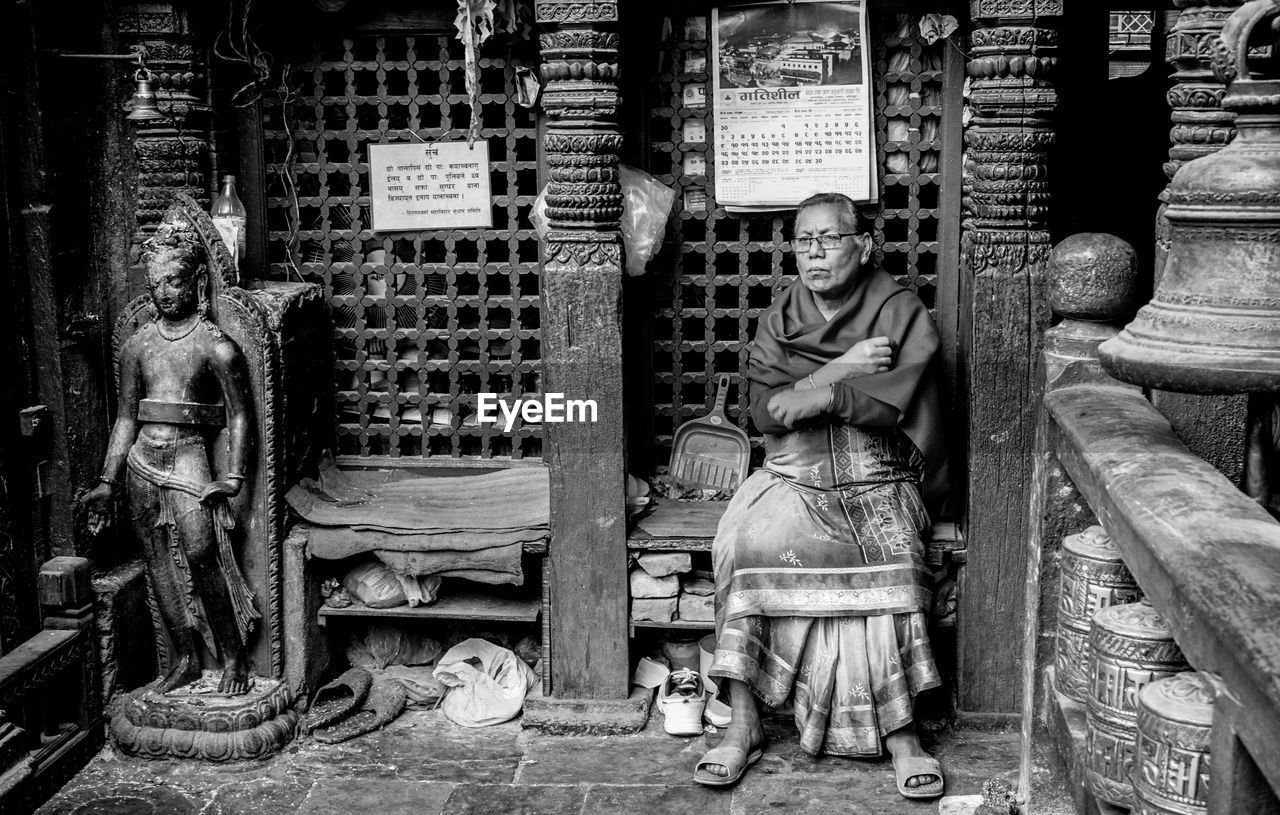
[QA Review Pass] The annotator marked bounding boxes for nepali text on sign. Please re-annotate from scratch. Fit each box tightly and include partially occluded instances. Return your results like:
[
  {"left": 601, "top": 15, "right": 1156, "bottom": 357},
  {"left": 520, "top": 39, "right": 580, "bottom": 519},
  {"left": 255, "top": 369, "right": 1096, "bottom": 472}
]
[{"left": 368, "top": 140, "right": 493, "bottom": 232}]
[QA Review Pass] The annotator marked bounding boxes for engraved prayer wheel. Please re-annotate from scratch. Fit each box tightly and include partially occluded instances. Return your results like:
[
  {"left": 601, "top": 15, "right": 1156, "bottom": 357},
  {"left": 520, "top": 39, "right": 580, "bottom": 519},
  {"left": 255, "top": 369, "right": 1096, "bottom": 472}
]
[
  {"left": 1085, "top": 601, "right": 1190, "bottom": 808},
  {"left": 1133, "top": 672, "right": 1215, "bottom": 815},
  {"left": 1055, "top": 526, "right": 1143, "bottom": 702},
  {"left": 1098, "top": 0, "right": 1280, "bottom": 393}
]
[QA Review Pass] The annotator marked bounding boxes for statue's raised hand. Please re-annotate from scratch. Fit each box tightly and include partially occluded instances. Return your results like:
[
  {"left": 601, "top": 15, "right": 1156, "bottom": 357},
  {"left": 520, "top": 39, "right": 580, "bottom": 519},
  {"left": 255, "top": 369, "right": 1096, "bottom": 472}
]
[
  {"left": 199, "top": 478, "right": 243, "bottom": 504},
  {"left": 82, "top": 482, "right": 114, "bottom": 536},
  {"left": 838, "top": 336, "right": 896, "bottom": 376}
]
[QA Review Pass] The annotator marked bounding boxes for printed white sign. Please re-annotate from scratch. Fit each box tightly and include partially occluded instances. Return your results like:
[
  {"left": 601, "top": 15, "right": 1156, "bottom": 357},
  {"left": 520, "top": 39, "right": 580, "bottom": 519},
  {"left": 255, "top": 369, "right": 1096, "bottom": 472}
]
[
  {"left": 712, "top": 0, "right": 876, "bottom": 208},
  {"left": 368, "top": 141, "right": 493, "bottom": 232}
]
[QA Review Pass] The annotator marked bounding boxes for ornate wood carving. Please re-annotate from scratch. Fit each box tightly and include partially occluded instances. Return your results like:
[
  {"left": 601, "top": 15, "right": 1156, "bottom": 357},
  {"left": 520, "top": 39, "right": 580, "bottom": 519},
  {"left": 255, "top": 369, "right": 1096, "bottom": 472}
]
[
  {"left": 0, "top": 560, "right": 103, "bottom": 812},
  {"left": 958, "top": 0, "right": 1062, "bottom": 714},
  {"left": 118, "top": 3, "right": 210, "bottom": 234},
  {"left": 1165, "top": 0, "right": 1243, "bottom": 180},
  {"left": 534, "top": 0, "right": 629, "bottom": 698},
  {"left": 538, "top": 19, "right": 623, "bottom": 228}
]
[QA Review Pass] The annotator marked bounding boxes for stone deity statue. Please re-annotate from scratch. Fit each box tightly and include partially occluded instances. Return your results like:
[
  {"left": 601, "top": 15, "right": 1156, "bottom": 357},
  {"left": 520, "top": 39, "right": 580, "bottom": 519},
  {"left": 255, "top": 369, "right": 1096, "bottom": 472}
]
[{"left": 84, "top": 211, "right": 259, "bottom": 695}]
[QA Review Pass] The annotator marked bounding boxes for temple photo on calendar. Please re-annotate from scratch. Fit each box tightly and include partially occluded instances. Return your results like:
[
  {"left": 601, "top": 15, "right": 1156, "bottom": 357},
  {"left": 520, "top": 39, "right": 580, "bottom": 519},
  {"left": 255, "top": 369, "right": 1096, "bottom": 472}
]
[{"left": 716, "top": 1, "right": 863, "bottom": 88}]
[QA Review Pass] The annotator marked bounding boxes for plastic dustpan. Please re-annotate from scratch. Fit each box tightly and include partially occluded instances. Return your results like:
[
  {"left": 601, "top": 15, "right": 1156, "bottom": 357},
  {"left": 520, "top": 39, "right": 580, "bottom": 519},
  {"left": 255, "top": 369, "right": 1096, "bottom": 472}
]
[{"left": 669, "top": 374, "right": 750, "bottom": 493}]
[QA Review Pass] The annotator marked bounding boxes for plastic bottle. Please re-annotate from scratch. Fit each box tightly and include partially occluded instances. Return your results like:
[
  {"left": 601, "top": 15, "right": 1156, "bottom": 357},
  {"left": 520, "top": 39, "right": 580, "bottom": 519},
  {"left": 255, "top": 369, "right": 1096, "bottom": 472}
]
[{"left": 210, "top": 174, "right": 247, "bottom": 270}]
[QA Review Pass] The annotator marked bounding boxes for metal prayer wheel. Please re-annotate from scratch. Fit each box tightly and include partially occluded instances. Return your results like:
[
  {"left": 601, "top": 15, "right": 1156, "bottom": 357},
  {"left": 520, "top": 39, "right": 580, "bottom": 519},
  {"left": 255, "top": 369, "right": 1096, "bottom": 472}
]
[
  {"left": 1085, "top": 601, "right": 1190, "bottom": 808},
  {"left": 1055, "top": 526, "right": 1143, "bottom": 702},
  {"left": 1098, "top": 0, "right": 1280, "bottom": 393},
  {"left": 1133, "top": 672, "right": 1215, "bottom": 815}
]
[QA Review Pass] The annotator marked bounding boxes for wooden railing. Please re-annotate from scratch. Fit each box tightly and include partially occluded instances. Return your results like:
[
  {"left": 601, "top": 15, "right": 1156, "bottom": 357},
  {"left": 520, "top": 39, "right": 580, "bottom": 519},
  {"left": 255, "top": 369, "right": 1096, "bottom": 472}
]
[
  {"left": 0, "top": 557, "right": 101, "bottom": 814},
  {"left": 1023, "top": 296, "right": 1280, "bottom": 814}
]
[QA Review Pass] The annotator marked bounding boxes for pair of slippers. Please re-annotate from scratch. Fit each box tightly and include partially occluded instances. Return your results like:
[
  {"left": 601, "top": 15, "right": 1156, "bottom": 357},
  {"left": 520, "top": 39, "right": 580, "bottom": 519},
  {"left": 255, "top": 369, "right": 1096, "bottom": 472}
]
[
  {"left": 692, "top": 742, "right": 943, "bottom": 798},
  {"left": 301, "top": 666, "right": 407, "bottom": 744}
]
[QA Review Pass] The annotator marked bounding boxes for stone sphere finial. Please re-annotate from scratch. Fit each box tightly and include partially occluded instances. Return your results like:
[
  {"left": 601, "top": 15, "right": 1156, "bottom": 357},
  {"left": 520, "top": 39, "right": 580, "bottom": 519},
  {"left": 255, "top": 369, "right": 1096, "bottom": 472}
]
[{"left": 1047, "top": 233, "right": 1140, "bottom": 321}]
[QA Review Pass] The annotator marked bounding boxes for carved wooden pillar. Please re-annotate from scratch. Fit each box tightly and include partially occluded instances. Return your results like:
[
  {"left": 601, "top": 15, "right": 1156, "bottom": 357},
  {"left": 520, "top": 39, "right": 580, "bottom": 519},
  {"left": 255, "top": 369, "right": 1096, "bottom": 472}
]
[
  {"left": 118, "top": 3, "right": 210, "bottom": 236},
  {"left": 534, "top": 0, "right": 628, "bottom": 699},
  {"left": 1151, "top": 0, "right": 1247, "bottom": 482},
  {"left": 957, "top": 0, "right": 1062, "bottom": 715},
  {"left": 1163, "top": 0, "right": 1241, "bottom": 180}
]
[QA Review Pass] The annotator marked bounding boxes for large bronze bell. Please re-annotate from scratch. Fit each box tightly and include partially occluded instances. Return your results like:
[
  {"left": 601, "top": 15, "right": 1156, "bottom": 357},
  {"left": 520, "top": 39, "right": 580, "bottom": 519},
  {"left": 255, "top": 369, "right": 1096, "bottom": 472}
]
[{"left": 1099, "top": 0, "right": 1280, "bottom": 394}]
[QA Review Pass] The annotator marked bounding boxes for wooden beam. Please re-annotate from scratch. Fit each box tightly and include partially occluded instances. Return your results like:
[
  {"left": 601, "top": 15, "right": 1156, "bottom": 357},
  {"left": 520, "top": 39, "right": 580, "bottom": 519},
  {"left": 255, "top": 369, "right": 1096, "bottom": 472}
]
[
  {"left": 237, "top": 94, "right": 269, "bottom": 278},
  {"left": 1018, "top": 316, "right": 1131, "bottom": 806},
  {"left": 0, "top": 629, "right": 80, "bottom": 707},
  {"left": 535, "top": 0, "right": 629, "bottom": 699},
  {"left": 936, "top": 18, "right": 965, "bottom": 453},
  {"left": 10, "top": 0, "right": 74, "bottom": 555},
  {"left": 1210, "top": 692, "right": 1280, "bottom": 815},
  {"left": 957, "top": 0, "right": 1063, "bottom": 714},
  {"left": 1047, "top": 383, "right": 1280, "bottom": 796}
]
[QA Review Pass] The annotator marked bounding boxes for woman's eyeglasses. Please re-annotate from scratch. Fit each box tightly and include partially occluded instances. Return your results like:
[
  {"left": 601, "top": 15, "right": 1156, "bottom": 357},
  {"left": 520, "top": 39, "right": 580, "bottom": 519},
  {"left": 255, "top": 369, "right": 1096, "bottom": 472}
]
[{"left": 788, "top": 233, "right": 859, "bottom": 253}]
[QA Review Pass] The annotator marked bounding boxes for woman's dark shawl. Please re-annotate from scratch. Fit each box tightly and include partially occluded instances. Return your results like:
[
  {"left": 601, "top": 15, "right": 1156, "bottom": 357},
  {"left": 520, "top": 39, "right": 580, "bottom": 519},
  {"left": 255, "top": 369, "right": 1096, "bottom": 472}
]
[{"left": 747, "top": 268, "right": 951, "bottom": 516}]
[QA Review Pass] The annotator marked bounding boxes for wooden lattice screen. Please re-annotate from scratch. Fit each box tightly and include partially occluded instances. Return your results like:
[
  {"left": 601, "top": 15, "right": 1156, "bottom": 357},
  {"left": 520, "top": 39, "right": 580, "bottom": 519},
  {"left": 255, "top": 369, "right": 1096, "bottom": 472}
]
[
  {"left": 264, "top": 34, "right": 542, "bottom": 465},
  {"left": 642, "top": 10, "right": 953, "bottom": 465}
]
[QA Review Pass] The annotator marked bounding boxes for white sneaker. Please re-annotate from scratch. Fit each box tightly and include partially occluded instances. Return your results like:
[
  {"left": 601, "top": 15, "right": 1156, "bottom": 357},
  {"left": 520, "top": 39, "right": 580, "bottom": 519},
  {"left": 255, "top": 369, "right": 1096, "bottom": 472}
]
[{"left": 658, "top": 668, "right": 705, "bottom": 736}]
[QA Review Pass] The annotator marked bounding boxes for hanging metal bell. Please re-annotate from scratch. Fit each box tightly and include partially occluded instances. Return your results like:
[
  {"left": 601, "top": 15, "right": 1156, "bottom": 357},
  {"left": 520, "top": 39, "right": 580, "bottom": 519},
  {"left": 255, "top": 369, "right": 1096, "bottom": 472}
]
[
  {"left": 125, "top": 73, "right": 165, "bottom": 122},
  {"left": 1099, "top": 0, "right": 1280, "bottom": 394}
]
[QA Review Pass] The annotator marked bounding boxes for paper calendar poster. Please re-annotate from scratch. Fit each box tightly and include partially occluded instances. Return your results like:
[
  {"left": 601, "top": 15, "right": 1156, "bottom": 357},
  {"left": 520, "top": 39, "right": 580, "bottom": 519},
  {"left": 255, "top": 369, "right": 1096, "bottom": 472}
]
[
  {"left": 368, "top": 141, "right": 493, "bottom": 232},
  {"left": 711, "top": 0, "right": 876, "bottom": 209}
]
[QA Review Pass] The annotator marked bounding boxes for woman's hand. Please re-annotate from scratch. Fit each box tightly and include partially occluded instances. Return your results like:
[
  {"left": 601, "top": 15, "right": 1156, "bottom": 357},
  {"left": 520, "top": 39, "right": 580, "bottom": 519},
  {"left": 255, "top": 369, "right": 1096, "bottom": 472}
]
[
  {"left": 767, "top": 387, "right": 831, "bottom": 429},
  {"left": 200, "top": 478, "right": 243, "bottom": 504},
  {"left": 82, "top": 483, "right": 114, "bottom": 536},
  {"left": 837, "top": 336, "right": 896, "bottom": 375}
]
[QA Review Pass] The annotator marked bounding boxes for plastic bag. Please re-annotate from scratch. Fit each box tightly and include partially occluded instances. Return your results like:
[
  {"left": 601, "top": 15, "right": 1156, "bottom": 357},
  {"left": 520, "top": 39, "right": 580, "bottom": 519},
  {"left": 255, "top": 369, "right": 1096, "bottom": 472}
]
[
  {"left": 393, "top": 573, "right": 442, "bottom": 607},
  {"left": 384, "top": 664, "right": 446, "bottom": 706},
  {"left": 530, "top": 165, "right": 676, "bottom": 277},
  {"left": 433, "top": 637, "right": 541, "bottom": 726},
  {"left": 342, "top": 560, "right": 405, "bottom": 608},
  {"left": 618, "top": 166, "right": 676, "bottom": 276}
]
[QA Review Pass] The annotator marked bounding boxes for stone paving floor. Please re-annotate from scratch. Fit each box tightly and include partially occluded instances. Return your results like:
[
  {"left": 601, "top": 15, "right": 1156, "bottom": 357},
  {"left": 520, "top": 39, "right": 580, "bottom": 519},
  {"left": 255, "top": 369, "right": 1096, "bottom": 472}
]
[{"left": 38, "top": 705, "right": 1064, "bottom": 815}]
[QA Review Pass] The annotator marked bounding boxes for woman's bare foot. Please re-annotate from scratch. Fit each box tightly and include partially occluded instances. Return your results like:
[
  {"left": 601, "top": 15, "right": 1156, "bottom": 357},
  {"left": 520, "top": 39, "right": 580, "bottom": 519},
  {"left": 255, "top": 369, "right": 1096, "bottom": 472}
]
[
  {"left": 884, "top": 724, "right": 940, "bottom": 790},
  {"left": 695, "top": 679, "right": 766, "bottom": 782}
]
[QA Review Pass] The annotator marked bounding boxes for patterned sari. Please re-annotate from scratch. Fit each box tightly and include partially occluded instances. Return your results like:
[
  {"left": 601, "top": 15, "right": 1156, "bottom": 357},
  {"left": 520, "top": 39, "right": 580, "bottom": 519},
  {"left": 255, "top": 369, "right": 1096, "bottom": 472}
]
[
  {"left": 710, "top": 425, "right": 940, "bottom": 756},
  {"left": 708, "top": 269, "right": 944, "bottom": 757}
]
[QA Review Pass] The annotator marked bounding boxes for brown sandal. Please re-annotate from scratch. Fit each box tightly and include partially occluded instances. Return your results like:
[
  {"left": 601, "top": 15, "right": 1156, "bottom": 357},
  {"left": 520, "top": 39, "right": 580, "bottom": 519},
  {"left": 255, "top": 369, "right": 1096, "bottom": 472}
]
[
  {"left": 693, "top": 742, "right": 764, "bottom": 787},
  {"left": 893, "top": 755, "right": 944, "bottom": 800}
]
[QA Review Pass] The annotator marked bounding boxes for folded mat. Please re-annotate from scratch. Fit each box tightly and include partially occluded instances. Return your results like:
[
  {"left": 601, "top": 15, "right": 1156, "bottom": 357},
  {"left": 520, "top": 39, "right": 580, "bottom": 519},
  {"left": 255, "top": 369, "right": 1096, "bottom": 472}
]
[
  {"left": 305, "top": 525, "right": 546, "bottom": 560},
  {"left": 288, "top": 461, "right": 546, "bottom": 585},
  {"left": 287, "top": 462, "right": 549, "bottom": 535},
  {"left": 375, "top": 547, "right": 523, "bottom": 585}
]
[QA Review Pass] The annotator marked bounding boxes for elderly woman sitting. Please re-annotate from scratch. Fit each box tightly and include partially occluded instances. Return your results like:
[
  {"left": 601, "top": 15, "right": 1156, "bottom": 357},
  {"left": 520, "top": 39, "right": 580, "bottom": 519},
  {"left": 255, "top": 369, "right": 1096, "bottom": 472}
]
[{"left": 694, "top": 192, "right": 949, "bottom": 800}]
